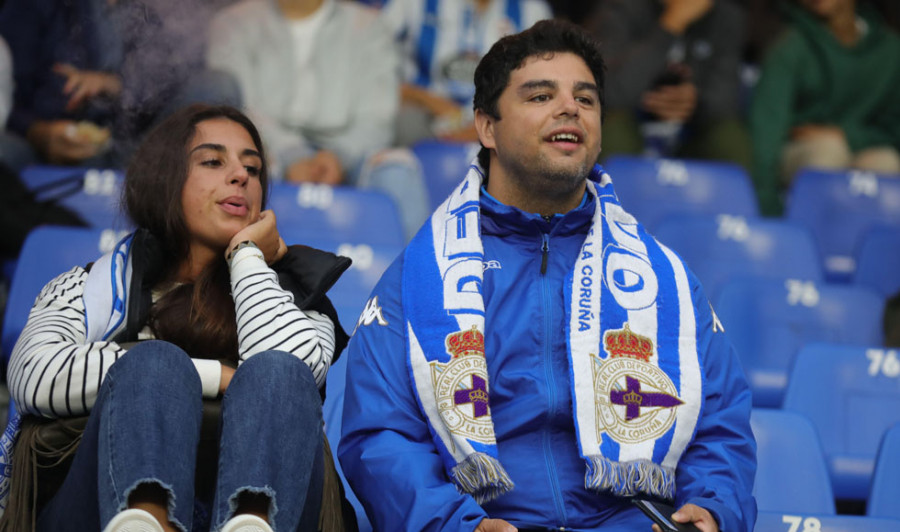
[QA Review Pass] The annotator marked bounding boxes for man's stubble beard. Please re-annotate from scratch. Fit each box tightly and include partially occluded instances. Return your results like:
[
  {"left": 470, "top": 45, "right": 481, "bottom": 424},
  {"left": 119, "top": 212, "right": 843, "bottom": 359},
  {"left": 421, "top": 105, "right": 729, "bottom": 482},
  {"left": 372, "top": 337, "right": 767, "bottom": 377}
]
[{"left": 518, "top": 150, "right": 592, "bottom": 203}]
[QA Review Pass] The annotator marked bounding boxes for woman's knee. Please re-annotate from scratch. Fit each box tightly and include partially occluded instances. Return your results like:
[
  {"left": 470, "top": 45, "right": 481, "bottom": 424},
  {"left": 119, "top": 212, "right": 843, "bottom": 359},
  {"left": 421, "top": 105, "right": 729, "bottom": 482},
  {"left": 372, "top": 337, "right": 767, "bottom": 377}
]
[
  {"left": 105, "top": 341, "right": 201, "bottom": 395},
  {"left": 232, "top": 351, "right": 316, "bottom": 388},
  {"left": 231, "top": 351, "right": 318, "bottom": 395}
]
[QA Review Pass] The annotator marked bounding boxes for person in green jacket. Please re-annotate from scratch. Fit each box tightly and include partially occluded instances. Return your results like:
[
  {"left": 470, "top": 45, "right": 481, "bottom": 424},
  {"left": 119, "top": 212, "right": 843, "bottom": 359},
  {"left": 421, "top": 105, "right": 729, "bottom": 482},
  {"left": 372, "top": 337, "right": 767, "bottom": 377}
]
[{"left": 750, "top": 0, "right": 900, "bottom": 215}]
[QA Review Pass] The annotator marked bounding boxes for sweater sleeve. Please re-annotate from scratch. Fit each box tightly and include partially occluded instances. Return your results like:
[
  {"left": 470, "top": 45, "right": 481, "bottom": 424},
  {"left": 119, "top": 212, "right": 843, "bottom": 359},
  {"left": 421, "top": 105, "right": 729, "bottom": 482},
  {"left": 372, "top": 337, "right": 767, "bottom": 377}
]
[
  {"left": 229, "top": 245, "right": 336, "bottom": 388},
  {"left": 749, "top": 32, "right": 803, "bottom": 216},
  {"left": 7, "top": 267, "right": 126, "bottom": 418},
  {"left": 313, "top": 9, "right": 399, "bottom": 171},
  {"left": 839, "top": 81, "right": 900, "bottom": 153},
  {"left": 205, "top": 4, "right": 317, "bottom": 177}
]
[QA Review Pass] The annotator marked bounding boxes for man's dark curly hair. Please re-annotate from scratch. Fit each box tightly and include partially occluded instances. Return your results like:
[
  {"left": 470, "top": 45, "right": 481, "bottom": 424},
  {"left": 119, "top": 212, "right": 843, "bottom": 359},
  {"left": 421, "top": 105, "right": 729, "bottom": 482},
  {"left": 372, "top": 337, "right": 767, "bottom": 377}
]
[{"left": 473, "top": 19, "right": 606, "bottom": 171}]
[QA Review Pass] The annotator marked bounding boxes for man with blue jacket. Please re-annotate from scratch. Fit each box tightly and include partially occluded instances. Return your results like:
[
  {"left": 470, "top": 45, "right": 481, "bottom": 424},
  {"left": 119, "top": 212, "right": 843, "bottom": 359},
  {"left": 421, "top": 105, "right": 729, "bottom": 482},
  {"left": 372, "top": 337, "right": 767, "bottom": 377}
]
[{"left": 339, "top": 19, "right": 756, "bottom": 532}]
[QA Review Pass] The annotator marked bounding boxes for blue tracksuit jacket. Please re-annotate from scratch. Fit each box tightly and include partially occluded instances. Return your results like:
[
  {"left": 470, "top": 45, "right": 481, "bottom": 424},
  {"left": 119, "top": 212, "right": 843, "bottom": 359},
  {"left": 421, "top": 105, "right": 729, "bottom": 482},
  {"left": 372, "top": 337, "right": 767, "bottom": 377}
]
[{"left": 339, "top": 187, "right": 757, "bottom": 532}]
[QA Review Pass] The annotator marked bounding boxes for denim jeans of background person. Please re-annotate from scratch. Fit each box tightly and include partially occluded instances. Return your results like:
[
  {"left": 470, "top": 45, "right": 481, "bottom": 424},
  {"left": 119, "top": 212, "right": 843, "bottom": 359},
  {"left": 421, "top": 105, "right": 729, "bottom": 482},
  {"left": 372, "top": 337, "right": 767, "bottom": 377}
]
[{"left": 37, "top": 344, "right": 324, "bottom": 532}]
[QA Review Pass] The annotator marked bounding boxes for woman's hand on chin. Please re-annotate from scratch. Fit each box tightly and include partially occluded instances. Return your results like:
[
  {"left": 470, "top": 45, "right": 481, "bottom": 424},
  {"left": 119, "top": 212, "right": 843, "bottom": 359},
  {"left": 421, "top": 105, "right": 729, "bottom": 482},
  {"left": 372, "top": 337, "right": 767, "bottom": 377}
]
[{"left": 227, "top": 210, "right": 288, "bottom": 265}]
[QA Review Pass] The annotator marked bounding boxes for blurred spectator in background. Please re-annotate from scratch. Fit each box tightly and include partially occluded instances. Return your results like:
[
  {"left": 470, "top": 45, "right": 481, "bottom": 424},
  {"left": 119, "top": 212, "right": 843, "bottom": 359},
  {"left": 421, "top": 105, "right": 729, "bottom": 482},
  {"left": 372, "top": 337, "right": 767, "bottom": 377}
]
[
  {"left": 0, "top": 35, "right": 11, "bottom": 130},
  {"left": 0, "top": 34, "right": 85, "bottom": 264},
  {"left": 0, "top": 0, "right": 238, "bottom": 172},
  {"left": 544, "top": 0, "right": 592, "bottom": 25},
  {"left": 586, "top": 0, "right": 751, "bottom": 168},
  {"left": 870, "top": 0, "right": 900, "bottom": 32},
  {"left": 743, "top": 0, "right": 786, "bottom": 64},
  {"left": 750, "top": 0, "right": 900, "bottom": 215},
  {"left": 377, "top": 0, "right": 552, "bottom": 145},
  {"left": 207, "top": 0, "right": 430, "bottom": 240},
  {"left": 885, "top": 291, "right": 900, "bottom": 348}
]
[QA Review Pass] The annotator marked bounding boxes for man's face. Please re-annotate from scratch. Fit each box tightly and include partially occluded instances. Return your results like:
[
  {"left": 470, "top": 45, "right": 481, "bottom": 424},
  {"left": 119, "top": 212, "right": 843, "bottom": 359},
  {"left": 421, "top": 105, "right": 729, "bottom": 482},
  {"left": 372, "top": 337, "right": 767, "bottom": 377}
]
[{"left": 476, "top": 52, "right": 602, "bottom": 207}]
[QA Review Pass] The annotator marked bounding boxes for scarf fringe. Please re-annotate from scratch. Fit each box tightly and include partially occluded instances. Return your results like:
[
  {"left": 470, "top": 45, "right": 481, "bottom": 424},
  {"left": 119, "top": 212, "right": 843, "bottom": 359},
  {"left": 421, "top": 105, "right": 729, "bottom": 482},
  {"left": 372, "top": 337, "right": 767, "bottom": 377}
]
[
  {"left": 585, "top": 456, "right": 675, "bottom": 500},
  {"left": 451, "top": 452, "right": 515, "bottom": 504}
]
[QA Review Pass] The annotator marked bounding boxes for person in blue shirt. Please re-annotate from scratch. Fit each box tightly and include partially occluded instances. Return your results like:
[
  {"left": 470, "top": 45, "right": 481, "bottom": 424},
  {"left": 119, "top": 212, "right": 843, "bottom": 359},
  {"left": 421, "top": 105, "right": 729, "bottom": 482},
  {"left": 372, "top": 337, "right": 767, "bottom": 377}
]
[
  {"left": 377, "top": 0, "right": 552, "bottom": 144},
  {"left": 339, "top": 19, "right": 756, "bottom": 532}
]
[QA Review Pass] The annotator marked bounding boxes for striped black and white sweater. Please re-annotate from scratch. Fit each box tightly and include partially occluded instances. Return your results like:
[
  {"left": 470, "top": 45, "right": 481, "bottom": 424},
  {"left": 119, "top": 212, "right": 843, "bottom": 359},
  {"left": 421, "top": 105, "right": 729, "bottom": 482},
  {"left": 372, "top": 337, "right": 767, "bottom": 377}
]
[{"left": 8, "top": 240, "right": 350, "bottom": 419}]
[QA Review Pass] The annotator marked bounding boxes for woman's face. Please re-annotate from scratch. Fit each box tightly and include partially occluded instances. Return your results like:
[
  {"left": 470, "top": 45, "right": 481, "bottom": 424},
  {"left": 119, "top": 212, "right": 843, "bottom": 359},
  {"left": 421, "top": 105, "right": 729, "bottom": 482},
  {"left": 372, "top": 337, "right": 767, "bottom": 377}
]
[{"left": 181, "top": 118, "right": 264, "bottom": 258}]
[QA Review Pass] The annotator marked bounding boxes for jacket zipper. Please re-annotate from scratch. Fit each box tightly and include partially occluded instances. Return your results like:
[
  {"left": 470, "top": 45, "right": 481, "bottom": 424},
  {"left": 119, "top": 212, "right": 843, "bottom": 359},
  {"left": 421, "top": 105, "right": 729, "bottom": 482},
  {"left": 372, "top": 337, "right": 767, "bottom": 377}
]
[
  {"left": 540, "top": 235, "right": 550, "bottom": 275},
  {"left": 540, "top": 232, "right": 568, "bottom": 525}
]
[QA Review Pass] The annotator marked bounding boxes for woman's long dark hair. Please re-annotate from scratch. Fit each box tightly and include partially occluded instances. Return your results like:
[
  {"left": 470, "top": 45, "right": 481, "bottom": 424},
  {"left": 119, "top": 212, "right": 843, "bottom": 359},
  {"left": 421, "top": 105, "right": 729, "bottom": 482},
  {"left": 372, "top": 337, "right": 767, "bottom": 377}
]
[{"left": 124, "top": 104, "right": 269, "bottom": 362}]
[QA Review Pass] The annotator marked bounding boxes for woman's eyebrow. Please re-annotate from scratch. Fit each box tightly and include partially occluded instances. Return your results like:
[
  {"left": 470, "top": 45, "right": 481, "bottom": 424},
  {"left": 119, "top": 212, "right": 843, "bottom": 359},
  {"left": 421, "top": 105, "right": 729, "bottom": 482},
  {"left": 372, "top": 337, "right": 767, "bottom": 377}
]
[{"left": 189, "top": 144, "right": 261, "bottom": 160}]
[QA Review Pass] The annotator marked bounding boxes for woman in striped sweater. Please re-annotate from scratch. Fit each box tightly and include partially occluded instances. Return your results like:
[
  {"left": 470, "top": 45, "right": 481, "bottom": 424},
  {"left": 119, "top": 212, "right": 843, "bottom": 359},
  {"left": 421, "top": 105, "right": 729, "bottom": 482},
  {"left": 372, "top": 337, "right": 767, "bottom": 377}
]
[{"left": 5, "top": 104, "right": 351, "bottom": 532}]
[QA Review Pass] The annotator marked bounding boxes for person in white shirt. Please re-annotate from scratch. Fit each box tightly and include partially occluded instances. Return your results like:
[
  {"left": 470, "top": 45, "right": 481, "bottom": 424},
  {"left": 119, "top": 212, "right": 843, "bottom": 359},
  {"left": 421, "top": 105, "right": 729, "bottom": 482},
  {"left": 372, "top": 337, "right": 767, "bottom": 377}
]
[{"left": 208, "top": 0, "right": 430, "bottom": 240}]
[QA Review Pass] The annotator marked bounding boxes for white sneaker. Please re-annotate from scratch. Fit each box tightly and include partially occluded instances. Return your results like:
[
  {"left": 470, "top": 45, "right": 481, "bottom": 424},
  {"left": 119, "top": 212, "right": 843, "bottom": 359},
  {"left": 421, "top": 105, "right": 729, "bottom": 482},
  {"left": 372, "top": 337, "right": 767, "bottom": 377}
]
[
  {"left": 103, "top": 508, "right": 165, "bottom": 532},
  {"left": 220, "top": 514, "right": 273, "bottom": 532}
]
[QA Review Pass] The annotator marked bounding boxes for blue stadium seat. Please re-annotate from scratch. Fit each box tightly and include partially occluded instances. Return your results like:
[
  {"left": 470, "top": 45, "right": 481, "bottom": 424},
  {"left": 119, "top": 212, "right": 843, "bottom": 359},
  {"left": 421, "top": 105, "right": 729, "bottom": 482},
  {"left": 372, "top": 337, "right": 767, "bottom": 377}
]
[
  {"left": 267, "top": 182, "right": 405, "bottom": 248},
  {"left": 20, "top": 166, "right": 131, "bottom": 230},
  {"left": 410, "top": 140, "right": 478, "bottom": 210},
  {"left": 782, "top": 344, "right": 900, "bottom": 500},
  {"left": 602, "top": 155, "right": 759, "bottom": 231},
  {"left": 653, "top": 214, "right": 823, "bottom": 299},
  {"left": 2, "top": 226, "right": 127, "bottom": 362},
  {"left": 18, "top": 164, "right": 90, "bottom": 191},
  {"left": 751, "top": 409, "right": 835, "bottom": 514},
  {"left": 853, "top": 225, "right": 900, "bottom": 298},
  {"left": 786, "top": 168, "right": 900, "bottom": 281},
  {"left": 755, "top": 512, "right": 900, "bottom": 532},
  {"left": 297, "top": 236, "right": 402, "bottom": 335},
  {"left": 716, "top": 278, "right": 884, "bottom": 407},
  {"left": 868, "top": 423, "right": 900, "bottom": 520}
]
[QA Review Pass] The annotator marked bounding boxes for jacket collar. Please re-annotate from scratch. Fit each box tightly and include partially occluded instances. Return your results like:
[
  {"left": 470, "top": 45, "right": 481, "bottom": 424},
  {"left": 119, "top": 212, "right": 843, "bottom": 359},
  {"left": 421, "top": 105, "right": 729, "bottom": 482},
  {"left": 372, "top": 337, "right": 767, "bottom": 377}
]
[{"left": 479, "top": 184, "right": 596, "bottom": 239}]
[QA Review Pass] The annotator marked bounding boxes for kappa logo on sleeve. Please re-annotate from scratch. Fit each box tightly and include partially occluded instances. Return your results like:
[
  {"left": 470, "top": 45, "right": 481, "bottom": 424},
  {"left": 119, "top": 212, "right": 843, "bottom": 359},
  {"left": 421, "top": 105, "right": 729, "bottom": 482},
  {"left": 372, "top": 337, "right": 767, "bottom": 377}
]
[
  {"left": 709, "top": 302, "right": 725, "bottom": 333},
  {"left": 358, "top": 296, "right": 389, "bottom": 328}
]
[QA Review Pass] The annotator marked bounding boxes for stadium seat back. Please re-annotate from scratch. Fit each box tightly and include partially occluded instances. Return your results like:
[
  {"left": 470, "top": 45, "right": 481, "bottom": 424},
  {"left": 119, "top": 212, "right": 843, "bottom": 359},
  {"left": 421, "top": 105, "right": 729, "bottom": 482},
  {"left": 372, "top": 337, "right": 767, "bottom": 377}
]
[
  {"left": 20, "top": 166, "right": 131, "bottom": 230},
  {"left": 853, "top": 225, "right": 900, "bottom": 298},
  {"left": 603, "top": 155, "right": 758, "bottom": 231},
  {"left": 411, "top": 140, "right": 479, "bottom": 210},
  {"left": 868, "top": 423, "right": 900, "bottom": 520},
  {"left": 2, "top": 226, "right": 125, "bottom": 361},
  {"left": 783, "top": 343, "right": 900, "bottom": 500},
  {"left": 716, "top": 278, "right": 884, "bottom": 407},
  {"left": 751, "top": 409, "right": 836, "bottom": 514},
  {"left": 268, "top": 183, "right": 405, "bottom": 248},
  {"left": 755, "top": 512, "right": 900, "bottom": 531},
  {"left": 296, "top": 236, "right": 402, "bottom": 335},
  {"left": 653, "top": 214, "right": 823, "bottom": 299},
  {"left": 786, "top": 168, "right": 900, "bottom": 280}
]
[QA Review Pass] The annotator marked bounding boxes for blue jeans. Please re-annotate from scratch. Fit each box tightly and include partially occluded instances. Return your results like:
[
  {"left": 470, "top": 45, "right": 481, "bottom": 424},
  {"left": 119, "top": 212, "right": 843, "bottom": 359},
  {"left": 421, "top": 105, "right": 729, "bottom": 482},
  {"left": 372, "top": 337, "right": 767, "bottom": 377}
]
[{"left": 36, "top": 341, "right": 324, "bottom": 532}]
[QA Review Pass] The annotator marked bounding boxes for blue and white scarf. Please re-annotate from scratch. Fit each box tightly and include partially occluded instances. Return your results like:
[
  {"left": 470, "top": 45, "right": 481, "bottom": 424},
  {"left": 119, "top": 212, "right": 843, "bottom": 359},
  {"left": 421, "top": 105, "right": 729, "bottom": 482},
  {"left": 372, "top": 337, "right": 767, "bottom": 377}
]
[
  {"left": 0, "top": 234, "right": 135, "bottom": 516},
  {"left": 403, "top": 162, "right": 703, "bottom": 504}
]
